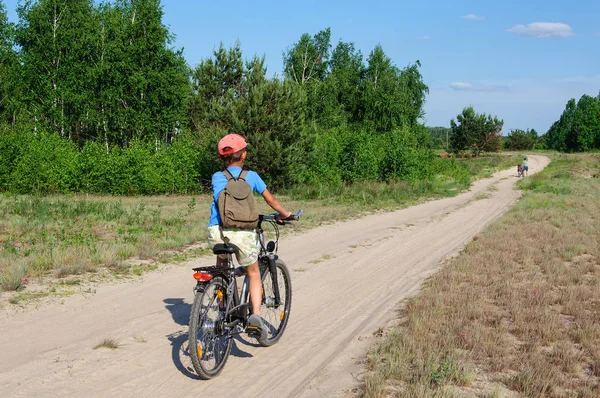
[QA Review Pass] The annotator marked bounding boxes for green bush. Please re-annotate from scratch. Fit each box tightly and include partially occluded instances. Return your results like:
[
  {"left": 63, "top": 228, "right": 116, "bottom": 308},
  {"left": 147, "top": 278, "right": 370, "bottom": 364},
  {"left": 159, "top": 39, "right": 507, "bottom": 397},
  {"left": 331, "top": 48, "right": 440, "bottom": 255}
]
[
  {"left": 380, "top": 127, "right": 435, "bottom": 181},
  {"left": 0, "top": 129, "right": 206, "bottom": 195},
  {"left": 299, "top": 126, "right": 343, "bottom": 186},
  {"left": 77, "top": 141, "right": 112, "bottom": 193},
  {"left": 8, "top": 131, "right": 79, "bottom": 194},
  {"left": 0, "top": 124, "right": 479, "bottom": 196}
]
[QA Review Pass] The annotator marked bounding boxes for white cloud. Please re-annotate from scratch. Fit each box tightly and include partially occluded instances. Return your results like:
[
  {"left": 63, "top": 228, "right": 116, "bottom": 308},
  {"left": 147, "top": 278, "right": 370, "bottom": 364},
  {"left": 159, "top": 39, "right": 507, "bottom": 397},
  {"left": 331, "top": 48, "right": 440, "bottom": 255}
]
[
  {"left": 450, "top": 82, "right": 510, "bottom": 92},
  {"left": 461, "top": 14, "right": 485, "bottom": 21},
  {"left": 417, "top": 35, "right": 431, "bottom": 40},
  {"left": 507, "top": 22, "right": 575, "bottom": 38},
  {"left": 450, "top": 82, "right": 473, "bottom": 90}
]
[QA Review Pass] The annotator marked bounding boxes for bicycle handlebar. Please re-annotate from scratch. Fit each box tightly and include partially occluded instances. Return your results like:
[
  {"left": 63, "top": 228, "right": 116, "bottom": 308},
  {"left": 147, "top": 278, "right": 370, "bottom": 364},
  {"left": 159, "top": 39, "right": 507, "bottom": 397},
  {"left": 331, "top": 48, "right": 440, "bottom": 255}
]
[{"left": 259, "top": 209, "right": 302, "bottom": 225}]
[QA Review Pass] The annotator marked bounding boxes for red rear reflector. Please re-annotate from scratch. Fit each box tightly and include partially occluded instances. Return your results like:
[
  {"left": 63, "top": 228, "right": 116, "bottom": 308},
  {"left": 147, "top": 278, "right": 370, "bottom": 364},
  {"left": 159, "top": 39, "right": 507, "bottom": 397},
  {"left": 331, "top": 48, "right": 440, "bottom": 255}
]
[{"left": 193, "top": 272, "right": 212, "bottom": 282}]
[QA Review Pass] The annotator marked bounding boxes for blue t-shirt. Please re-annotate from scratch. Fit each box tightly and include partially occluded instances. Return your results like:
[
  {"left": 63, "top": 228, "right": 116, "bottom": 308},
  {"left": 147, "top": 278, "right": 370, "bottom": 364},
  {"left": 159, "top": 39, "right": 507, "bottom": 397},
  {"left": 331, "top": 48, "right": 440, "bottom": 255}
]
[{"left": 209, "top": 166, "right": 267, "bottom": 226}]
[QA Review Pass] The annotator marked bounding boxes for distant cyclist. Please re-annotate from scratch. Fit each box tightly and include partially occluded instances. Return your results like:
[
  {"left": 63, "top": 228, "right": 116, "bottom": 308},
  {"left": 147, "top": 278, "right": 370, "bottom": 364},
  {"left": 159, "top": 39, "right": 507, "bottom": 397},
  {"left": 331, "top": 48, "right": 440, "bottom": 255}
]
[{"left": 207, "top": 134, "right": 292, "bottom": 340}]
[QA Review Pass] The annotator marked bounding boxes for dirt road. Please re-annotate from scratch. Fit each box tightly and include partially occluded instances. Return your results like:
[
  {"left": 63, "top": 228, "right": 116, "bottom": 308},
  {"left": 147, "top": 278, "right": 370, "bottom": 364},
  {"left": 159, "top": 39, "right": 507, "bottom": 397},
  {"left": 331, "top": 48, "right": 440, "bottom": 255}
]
[{"left": 0, "top": 155, "right": 549, "bottom": 398}]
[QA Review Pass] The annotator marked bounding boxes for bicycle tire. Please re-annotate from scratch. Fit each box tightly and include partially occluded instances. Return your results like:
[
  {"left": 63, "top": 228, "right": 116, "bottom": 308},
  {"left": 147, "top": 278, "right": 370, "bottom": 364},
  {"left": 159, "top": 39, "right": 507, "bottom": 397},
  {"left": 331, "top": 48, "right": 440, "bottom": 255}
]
[
  {"left": 257, "top": 259, "right": 292, "bottom": 347},
  {"left": 188, "top": 277, "right": 232, "bottom": 379}
]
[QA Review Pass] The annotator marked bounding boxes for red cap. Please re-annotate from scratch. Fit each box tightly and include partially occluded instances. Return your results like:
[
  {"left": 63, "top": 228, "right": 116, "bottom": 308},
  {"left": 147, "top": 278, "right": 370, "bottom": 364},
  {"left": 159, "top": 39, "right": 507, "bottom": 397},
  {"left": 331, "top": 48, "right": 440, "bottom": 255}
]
[{"left": 218, "top": 134, "right": 247, "bottom": 155}]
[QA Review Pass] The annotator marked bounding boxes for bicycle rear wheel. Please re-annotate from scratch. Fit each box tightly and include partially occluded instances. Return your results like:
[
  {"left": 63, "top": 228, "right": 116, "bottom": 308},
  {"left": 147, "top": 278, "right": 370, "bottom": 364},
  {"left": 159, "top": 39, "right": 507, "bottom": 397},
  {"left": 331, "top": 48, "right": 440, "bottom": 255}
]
[
  {"left": 258, "top": 259, "right": 292, "bottom": 347},
  {"left": 188, "top": 277, "right": 232, "bottom": 379}
]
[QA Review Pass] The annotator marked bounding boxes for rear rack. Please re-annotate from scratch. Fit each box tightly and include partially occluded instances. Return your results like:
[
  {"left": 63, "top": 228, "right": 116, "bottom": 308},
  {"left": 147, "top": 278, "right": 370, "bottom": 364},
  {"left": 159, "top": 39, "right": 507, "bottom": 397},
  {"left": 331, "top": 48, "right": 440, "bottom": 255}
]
[{"left": 192, "top": 266, "right": 234, "bottom": 278}]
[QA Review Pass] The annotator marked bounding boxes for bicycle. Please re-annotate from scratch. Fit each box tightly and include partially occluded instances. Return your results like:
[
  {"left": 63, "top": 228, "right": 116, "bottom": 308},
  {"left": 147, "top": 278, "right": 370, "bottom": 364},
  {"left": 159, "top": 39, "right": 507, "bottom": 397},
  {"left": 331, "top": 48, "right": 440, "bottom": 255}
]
[{"left": 187, "top": 210, "right": 301, "bottom": 379}]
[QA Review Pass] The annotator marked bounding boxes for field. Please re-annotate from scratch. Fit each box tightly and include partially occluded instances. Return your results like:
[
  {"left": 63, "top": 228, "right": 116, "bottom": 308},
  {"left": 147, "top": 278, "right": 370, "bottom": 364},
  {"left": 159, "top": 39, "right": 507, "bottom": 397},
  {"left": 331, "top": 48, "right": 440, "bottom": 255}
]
[
  {"left": 0, "top": 153, "right": 522, "bottom": 295},
  {"left": 362, "top": 153, "right": 600, "bottom": 397}
]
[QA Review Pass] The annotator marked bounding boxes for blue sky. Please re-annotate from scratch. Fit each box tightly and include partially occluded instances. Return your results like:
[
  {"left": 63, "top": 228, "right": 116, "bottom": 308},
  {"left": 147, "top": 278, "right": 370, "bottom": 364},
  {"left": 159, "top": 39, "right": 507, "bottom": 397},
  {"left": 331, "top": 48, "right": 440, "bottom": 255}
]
[{"left": 4, "top": 0, "right": 599, "bottom": 133}]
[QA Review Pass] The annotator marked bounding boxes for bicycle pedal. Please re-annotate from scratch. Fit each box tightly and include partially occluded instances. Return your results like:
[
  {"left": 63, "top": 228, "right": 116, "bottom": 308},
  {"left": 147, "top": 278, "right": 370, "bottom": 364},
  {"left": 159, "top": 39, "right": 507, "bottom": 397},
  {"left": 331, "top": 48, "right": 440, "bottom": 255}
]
[
  {"left": 247, "top": 330, "right": 261, "bottom": 338},
  {"left": 246, "top": 325, "right": 260, "bottom": 336}
]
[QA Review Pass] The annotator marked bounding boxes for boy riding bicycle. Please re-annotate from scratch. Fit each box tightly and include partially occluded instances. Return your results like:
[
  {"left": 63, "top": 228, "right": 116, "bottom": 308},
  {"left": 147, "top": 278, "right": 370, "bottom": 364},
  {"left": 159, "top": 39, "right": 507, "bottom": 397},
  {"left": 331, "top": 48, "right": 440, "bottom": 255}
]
[{"left": 208, "top": 133, "right": 292, "bottom": 341}]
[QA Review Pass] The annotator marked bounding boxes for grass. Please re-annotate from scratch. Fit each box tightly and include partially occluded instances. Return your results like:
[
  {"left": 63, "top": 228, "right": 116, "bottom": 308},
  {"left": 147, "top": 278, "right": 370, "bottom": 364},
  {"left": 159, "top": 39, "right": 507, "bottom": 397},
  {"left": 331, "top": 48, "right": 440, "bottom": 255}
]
[
  {"left": 0, "top": 195, "right": 209, "bottom": 291},
  {"left": 0, "top": 153, "right": 519, "bottom": 293},
  {"left": 93, "top": 339, "right": 119, "bottom": 350},
  {"left": 361, "top": 153, "right": 600, "bottom": 397},
  {"left": 0, "top": 261, "right": 27, "bottom": 291}
]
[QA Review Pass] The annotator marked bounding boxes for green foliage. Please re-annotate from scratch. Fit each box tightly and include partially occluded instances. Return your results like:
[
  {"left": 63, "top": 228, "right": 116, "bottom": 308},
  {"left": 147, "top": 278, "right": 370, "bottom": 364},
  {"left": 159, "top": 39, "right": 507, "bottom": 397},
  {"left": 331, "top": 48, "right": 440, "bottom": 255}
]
[
  {"left": 189, "top": 42, "right": 307, "bottom": 189},
  {"left": 505, "top": 128, "right": 538, "bottom": 150},
  {"left": 7, "top": 131, "right": 80, "bottom": 194},
  {"left": 361, "top": 48, "right": 428, "bottom": 132},
  {"left": 299, "top": 125, "right": 436, "bottom": 186},
  {"left": 0, "top": 0, "right": 20, "bottom": 126},
  {"left": 1, "top": 19, "right": 437, "bottom": 196},
  {"left": 13, "top": 0, "right": 188, "bottom": 145},
  {"left": 283, "top": 27, "right": 331, "bottom": 84},
  {"left": 0, "top": 129, "right": 200, "bottom": 195},
  {"left": 546, "top": 94, "right": 600, "bottom": 152},
  {"left": 427, "top": 126, "right": 451, "bottom": 150},
  {"left": 450, "top": 106, "right": 503, "bottom": 156},
  {"left": 573, "top": 95, "right": 600, "bottom": 151}
]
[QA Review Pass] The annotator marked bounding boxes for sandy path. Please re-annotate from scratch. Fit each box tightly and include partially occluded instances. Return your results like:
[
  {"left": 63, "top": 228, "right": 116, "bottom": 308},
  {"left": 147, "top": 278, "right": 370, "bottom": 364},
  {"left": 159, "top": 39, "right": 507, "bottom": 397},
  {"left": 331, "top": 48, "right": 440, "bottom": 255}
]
[{"left": 0, "top": 155, "right": 549, "bottom": 398}]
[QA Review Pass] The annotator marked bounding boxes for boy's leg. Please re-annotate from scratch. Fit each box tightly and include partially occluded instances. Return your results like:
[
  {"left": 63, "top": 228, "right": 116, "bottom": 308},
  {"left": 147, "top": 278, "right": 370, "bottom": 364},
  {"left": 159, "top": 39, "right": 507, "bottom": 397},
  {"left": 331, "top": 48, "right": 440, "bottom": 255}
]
[
  {"left": 246, "top": 261, "right": 262, "bottom": 316},
  {"left": 246, "top": 260, "right": 268, "bottom": 341}
]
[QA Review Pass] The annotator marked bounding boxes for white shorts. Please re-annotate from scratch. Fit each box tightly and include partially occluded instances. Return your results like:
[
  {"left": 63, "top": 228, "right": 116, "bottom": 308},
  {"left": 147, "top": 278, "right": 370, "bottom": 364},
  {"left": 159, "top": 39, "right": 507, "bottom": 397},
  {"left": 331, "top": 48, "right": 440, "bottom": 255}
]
[{"left": 207, "top": 225, "right": 259, "bottom": 267}]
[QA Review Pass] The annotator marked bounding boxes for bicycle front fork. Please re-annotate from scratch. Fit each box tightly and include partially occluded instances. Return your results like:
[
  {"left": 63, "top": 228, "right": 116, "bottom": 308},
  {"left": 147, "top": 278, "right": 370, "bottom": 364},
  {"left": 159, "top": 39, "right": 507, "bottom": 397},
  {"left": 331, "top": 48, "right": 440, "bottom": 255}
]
[{"left": 265, "top": 255, "right": 281, "bottom": 307}]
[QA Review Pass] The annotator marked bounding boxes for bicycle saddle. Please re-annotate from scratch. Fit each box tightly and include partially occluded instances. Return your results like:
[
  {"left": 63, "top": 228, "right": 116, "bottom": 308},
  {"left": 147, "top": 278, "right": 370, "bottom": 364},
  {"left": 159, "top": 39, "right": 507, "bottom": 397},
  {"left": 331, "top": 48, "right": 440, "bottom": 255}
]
[{"left": 212, "top": 243, "right": 240, "bottom": 255}]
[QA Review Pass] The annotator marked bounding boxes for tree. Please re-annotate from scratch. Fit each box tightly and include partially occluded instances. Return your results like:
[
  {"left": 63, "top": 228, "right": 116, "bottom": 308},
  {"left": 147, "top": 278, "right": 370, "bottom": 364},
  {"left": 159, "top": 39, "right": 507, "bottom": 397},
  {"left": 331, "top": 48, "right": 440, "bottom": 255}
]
[
  {"left": 546, "top": 95, "right": 600, "bottom": 152},
  {"left": 572, "top": 94, "right": 600, "bottom": 151},
  {"left": 427, "top": 126, "right": 451, "bottom": 150},
  {"left": 189, "top": 43, "right": 306, "bottom": 188},
  {"left": 505, "top": 128, "right": 538, "bottom": 150},
  {"left": 360, "top": 46, "right": 428, "bottom": 132},
  {"left": 15, "top": 0, "right": 188, "bottom": 145},
  {"left": 283, "top": 28, "right": 333, "bottom": 126},
  {"left": 101, "top": 0, "right": 189, "bottom": 145},
  {"left": 16, "top": 0, "right": 98, "bottom": 137},
  {"left": 449, "top": 107, "right": 503, "bottom": 156},
  {"left": 0, "top": 0, "right": 20, "bottom": 127},
  {"left": 283, "top": 27, "right": 331, "bottom": 85},
  {"left": 546, "top": 98, "right": 576, "bottom": 152},
  {"left": 397, "top": 61, "right": 429, "bottom": 128},
  {"left": 189, "top": 42, "right": 246, "bottom": 132},
  {"left": 326, "top": 40, "right": 364, "bottom": 124}
]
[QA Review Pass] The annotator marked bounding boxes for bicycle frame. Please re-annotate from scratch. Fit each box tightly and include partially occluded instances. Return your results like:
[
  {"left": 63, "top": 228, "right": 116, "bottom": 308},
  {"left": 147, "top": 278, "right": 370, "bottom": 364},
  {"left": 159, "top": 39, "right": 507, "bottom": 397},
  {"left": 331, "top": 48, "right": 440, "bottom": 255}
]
[{"left": 191, "top": 211, "right": 301, "bottom": 334}]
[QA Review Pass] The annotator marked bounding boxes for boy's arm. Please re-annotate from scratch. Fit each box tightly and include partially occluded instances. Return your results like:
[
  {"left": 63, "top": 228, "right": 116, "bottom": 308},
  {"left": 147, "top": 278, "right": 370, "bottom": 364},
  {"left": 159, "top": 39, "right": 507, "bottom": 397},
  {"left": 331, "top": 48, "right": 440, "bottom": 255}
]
[{"left": 261, "top": 189, "right": 292, "bottom": 219}]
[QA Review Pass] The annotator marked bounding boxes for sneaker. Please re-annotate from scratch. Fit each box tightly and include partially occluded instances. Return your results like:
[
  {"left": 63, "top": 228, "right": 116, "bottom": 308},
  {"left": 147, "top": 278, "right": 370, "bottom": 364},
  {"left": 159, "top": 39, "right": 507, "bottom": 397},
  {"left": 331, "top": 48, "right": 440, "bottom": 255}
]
[{"left": 247, "top": 314, "right": 268, "bottom": 342}]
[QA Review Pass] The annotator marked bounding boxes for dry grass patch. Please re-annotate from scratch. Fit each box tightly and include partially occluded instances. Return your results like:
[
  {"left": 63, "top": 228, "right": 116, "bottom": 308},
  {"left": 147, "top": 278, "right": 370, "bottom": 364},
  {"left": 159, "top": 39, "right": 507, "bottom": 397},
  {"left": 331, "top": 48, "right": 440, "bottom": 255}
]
[
  {"left": 0, "top": 261, "right": 27, "bottom": 291},
  {"left": 94, "top": 339, "right": 119, "bottom": 350},
  {"left": 363, "top": 154, "right": 600, "bottom": 397}
]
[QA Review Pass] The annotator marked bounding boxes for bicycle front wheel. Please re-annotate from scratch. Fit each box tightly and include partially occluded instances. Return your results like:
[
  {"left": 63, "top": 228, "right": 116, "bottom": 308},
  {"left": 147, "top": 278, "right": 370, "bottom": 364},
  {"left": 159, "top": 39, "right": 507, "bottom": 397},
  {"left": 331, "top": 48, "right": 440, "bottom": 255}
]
[
  {"left": 258, "top": 259, "right": 292, "bottom": 347},
  {"left": 188, "top": 277, "right": 232, "bottom": 379}
]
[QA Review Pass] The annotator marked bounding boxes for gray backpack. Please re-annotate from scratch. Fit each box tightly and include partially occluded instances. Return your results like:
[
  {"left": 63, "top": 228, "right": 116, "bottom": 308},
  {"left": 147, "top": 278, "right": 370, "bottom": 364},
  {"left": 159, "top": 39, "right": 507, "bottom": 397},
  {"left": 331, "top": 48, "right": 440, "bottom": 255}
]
[{"left": 217, "top": 169, "right": 259, "bottom": 229}]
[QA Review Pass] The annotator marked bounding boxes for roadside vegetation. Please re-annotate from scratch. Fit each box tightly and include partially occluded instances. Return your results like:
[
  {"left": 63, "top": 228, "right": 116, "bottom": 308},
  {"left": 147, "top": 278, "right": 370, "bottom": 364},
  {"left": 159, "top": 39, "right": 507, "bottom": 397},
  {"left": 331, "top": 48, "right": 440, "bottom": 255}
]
[
  {"left": 0, "top": 153, "right": 521, "bottom": 295},
  {"left": 362, "top": 153, "right": 600, "bottom": 397}
]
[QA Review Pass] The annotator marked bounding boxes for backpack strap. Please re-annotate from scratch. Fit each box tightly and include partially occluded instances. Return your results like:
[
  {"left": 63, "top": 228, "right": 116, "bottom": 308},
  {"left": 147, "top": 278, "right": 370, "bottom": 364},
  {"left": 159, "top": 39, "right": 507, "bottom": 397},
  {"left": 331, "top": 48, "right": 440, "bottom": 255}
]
[
  {"left": 222, "top": 169, "right": 248, "bottom": 181},
  {"left": 222, "top": 169, "right": 235, "bottom": 181}
]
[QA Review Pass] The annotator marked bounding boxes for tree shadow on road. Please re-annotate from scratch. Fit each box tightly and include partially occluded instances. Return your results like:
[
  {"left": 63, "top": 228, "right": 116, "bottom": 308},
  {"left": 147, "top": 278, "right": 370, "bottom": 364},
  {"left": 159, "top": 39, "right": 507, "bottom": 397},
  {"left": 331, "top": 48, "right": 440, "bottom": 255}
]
[{"left": 164, "top": 298, "right": 259, "bottom": 380}]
